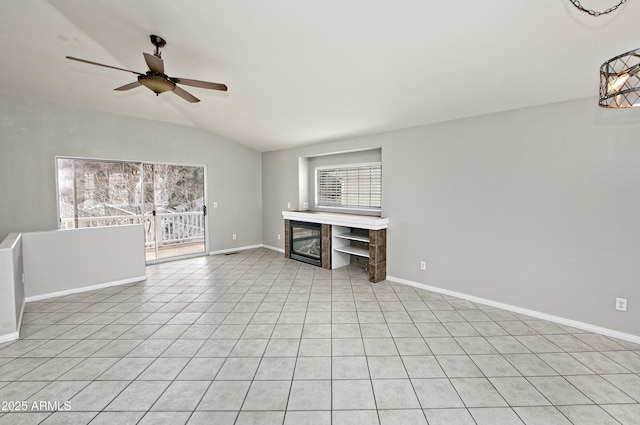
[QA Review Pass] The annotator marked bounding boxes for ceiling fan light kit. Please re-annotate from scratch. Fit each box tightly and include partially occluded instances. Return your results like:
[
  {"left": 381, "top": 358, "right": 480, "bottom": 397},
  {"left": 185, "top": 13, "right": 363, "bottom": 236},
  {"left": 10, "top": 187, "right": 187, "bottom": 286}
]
[
  {"left": 138, "top": 75, "right": 176, "bottom": 94},
  {"left": 66, "top": 34, "right": 227, "bottom": 103}
]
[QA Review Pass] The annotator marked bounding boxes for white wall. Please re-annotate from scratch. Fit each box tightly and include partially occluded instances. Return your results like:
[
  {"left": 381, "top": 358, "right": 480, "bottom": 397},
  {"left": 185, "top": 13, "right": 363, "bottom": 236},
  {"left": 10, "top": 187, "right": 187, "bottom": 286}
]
[
  {"left": 263, "top": 97, "right": 640, "bottom": 337},
  {"left": 0, "top": 96, "right": 263, "bottom": 252},
  {"left": 22, "top": 225, "right": 145, "bottom": 299}
]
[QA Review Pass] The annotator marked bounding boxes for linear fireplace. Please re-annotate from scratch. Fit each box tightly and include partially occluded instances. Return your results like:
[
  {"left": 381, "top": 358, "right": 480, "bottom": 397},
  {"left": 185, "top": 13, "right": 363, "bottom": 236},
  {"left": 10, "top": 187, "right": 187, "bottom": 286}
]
[{"left": 289, "top": 221, "right": 322, "bottom": 267}]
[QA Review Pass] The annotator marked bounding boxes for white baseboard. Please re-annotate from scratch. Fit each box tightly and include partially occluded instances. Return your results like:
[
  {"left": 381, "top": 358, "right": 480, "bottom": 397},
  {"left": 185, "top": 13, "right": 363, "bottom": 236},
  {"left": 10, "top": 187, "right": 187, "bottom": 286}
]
[
  {"left": 209, "top": 244, "right": 264, "bottom": 255},
  {"left": 0, "top": 331, "right": 19, "bottom": 344},
  {"left": 25, "top": 275, "right": 146, "bottom": 303},
  {"left": 209, "top": 244, "right": 284, "bottom": 255},
  {"left": 386, "top": 275, "right": 640, "bottom": 345},
  {"left": 0, "top": 299, "right": 26, "bottom": 343},
  {"left": 262, "top": 244, "right": 285, "bottom": 253}
]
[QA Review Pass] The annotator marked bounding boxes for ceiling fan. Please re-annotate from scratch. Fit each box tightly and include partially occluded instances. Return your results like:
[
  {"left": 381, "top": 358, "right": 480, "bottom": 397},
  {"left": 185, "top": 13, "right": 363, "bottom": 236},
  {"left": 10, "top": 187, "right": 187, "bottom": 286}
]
[{"left": 66, "top": 35, "right": 227, "bottom": 103}]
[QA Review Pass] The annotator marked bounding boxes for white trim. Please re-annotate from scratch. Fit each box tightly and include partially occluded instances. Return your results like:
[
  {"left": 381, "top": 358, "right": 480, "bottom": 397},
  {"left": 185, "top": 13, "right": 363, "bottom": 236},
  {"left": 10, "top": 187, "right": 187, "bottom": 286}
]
[
  {"left": 0, "top": 232, "right": 21, "bottom": 250},
  {"left": 314, "top": 205, "right": 382, "bottom": 214},
  {"left": 203, "top": 165, "right": 209, "bottom": 255},
  {"left": 209, "top": 244, "right": 264, "bottom": 255},
  {"left": 283, "top": 210, "right": 388, "bottom": 230},
  {"left": 386, "top": 275, "right": 640, "bottom": 345},
  {"left": 16, "top": 298, "right": 25, "bottom": 337},
  {"left": 55, "top": 155, "right": 207, "bottom": 169},
  {"left": 0, "top": 331, "right": 19, "bottom": 344},
  {"left": 262, "top": 244, "right": 285, "bottom": 253},
  {"left": 25, "top": 275, "right": 146, "bottom": 303},
  {"left": 302, "top": 147, "right": 381, "bottom": 159},
  {"left": 315, "top": 161, "right": 382, "bottom": 171}
]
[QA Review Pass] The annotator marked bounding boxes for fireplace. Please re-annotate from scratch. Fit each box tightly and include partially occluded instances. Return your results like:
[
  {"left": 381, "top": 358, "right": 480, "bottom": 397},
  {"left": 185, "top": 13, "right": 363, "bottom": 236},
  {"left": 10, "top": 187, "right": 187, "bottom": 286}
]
[
  {"left": 283, "top": 211, "right": 387, "bottom": 281},
  {"left": 289, "top": 221, "right": 322, "bottom": 267}
]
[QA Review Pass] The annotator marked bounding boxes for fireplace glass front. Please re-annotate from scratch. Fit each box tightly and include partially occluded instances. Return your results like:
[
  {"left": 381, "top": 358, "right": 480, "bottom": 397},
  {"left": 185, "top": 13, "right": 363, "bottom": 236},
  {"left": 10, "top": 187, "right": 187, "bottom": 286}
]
[{"left": 290, "top": 221, "right": 322, "bottom": 267}]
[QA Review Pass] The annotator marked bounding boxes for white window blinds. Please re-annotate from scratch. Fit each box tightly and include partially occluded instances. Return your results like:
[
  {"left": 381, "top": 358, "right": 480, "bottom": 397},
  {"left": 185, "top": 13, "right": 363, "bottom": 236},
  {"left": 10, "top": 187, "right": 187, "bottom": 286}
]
[{"left": 316, "top": 163, "right": 382, "bottom": 210}]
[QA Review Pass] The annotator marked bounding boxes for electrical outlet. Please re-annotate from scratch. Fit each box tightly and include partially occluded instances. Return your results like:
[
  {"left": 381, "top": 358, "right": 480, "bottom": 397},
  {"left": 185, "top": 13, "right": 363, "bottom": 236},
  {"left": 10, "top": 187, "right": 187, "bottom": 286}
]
[
  {"left": 232, "top": 234, "right": 237, "bottom": 240},
  {"left": 213, "top": 202, "right": 218, "bottom": 208},
  {"left": 616, "top": 298, "right": 627, "bottom": 312},
  {"left": 287, "top": 202, "right": 291, "bottom": 209},
  {"left": 277, "top": 234, "right": 281, "bottom": 240},
  {"left": 420, "top": 261, "right": 426, "bottom": 270}
]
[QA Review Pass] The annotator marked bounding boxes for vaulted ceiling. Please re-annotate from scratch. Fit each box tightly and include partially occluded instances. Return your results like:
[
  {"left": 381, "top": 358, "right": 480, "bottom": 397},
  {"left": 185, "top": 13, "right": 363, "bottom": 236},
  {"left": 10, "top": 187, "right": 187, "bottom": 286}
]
[{"left": 1, "top": 1, "right": 638, "bottom": 152}]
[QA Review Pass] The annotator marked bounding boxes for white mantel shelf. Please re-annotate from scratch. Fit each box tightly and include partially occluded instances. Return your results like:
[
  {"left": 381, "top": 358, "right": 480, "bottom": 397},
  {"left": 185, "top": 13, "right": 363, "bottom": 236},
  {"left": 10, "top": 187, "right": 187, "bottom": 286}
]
[{"left": 282, "top": 211, "right": 388, "bottom": 230}]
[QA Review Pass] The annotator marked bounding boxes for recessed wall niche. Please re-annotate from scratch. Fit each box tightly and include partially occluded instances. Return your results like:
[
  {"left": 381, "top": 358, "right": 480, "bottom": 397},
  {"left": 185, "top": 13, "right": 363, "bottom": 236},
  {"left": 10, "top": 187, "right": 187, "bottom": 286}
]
[{"left": 298, "top": 148, "right": 382, "bottom": 216}]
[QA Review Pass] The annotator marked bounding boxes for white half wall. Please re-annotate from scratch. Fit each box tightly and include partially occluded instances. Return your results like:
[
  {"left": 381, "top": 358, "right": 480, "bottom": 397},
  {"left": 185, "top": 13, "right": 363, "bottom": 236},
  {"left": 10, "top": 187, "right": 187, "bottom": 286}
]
[
  {"left": 0, "top": 233, "right": 24, "bottom": 341},
  {"left": 22, "top": 225, "right": 146, "bottom": 299}
]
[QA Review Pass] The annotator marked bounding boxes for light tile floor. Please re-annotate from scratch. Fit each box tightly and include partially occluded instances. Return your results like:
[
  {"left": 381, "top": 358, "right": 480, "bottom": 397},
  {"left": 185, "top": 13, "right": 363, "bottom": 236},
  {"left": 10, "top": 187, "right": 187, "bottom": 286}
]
[{"left": 1, "top": 248, "right": 639, "bottom": 424}]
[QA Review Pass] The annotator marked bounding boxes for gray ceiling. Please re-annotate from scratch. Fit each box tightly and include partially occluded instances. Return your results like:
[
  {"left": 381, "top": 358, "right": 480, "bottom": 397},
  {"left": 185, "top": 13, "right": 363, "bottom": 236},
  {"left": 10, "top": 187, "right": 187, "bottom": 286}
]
[{"left": 1, "top": 0, "right": 638, "bottom": 152}]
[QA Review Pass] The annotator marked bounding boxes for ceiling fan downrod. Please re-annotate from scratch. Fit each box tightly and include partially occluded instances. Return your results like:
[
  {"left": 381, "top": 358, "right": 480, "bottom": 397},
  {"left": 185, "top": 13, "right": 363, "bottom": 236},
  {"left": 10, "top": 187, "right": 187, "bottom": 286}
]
[{"left": 149, "top": 34, "right": 166, "bottom": 57}]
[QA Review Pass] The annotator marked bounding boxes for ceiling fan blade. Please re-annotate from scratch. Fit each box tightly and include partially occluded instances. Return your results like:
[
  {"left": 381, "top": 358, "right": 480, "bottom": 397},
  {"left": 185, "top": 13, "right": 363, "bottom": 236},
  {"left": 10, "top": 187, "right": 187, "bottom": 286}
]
[
  {"left": 173, "top": 85, "right": 200, "bottom": 103},
  {"left": 114, "top": 81, "right": 142, "bottom": 91},
  {"left": 173, "top": 77, "right": 228, "bottom": 91},
  {"left": 66, "top": 56, "right": 142, "bottom": 75},
  {"left": 143, "top": 52, "right": 165, "bottom": 74}
]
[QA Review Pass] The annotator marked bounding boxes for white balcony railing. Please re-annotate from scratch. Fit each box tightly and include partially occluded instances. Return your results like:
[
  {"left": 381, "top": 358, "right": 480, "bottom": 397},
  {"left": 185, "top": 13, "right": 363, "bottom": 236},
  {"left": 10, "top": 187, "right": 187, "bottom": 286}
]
[{"left": 60, "top": 212, "right": 205, "bottom": 248}]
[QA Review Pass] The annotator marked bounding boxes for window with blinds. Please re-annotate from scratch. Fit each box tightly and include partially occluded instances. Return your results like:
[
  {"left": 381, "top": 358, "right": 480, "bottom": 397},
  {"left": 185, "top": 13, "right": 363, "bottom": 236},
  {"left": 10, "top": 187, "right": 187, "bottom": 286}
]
[{"left": 315, "top": 163, "right": 382, "bottom": 211}]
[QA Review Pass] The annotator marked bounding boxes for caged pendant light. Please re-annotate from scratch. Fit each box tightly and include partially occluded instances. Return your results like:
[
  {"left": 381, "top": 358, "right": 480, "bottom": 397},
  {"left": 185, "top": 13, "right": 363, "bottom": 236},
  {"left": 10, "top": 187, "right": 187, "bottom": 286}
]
[
  {"left": 568, "top": 0, "right": 639, "bottom": 108},
  {"left": 599, "top": 48, "right": 640, "bottom": 108}
]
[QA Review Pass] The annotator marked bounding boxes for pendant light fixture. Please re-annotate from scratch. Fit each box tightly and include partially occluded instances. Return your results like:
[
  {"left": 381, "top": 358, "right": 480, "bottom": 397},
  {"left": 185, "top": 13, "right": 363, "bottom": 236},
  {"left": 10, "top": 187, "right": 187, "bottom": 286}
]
[
  {"left": 568, "top": 0, "right": 639, "bottom": 108},
  {"left": 599, "top": 49, "right": 640, "bottom": 108}
]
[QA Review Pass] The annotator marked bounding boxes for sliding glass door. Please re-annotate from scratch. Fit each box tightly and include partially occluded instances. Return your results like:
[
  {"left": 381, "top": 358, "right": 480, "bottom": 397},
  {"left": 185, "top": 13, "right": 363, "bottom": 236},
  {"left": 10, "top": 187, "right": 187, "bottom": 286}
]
[
  {"left": 144, "top": 164, "right": 206, "bottom": 261},
  {"left": 57, "top": 157, "right": 206, "bottom": 262}
]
